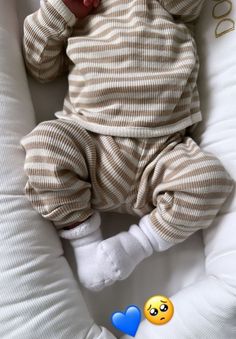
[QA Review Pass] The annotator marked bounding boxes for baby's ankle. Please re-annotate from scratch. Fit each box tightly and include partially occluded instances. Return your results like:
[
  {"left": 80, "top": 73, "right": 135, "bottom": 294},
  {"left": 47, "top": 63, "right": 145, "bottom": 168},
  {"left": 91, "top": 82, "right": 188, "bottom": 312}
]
[{"left": 62, "top": 217, "right": 91, "bottom": 230}]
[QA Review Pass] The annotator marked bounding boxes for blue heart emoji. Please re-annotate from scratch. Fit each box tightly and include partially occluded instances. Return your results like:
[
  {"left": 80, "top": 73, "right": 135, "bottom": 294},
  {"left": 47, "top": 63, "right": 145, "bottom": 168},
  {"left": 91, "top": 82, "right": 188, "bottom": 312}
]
[{"left": 111, "top": 305, "right": 141, "bottom": 337}]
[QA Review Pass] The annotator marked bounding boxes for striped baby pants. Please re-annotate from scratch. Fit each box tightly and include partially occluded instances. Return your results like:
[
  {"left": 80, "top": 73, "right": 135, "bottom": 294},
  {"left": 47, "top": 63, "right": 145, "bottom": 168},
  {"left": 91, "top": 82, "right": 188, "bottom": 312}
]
[{"left": 21, "top": 119, "right": 234, "bottom": 244}]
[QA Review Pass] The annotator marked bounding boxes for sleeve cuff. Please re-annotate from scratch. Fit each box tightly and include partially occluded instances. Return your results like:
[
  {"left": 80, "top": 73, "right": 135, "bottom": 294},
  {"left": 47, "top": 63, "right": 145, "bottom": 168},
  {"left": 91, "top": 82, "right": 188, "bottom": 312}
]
[{"left": 46, "top": 0, "right": 77, "bottom": 26}]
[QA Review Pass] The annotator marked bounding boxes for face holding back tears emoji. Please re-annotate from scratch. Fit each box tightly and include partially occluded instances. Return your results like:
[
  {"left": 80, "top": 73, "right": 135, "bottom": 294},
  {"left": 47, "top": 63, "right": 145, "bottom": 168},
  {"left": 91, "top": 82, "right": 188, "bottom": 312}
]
[{"left": 144, "top": 295, "right": 174, "bottom": 325}]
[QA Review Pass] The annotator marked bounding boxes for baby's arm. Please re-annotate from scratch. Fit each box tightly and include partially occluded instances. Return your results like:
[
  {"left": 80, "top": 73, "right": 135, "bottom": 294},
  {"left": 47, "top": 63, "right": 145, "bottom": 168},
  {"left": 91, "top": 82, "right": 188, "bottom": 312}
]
[
  {"left": 23, "top": 0, "right": 77, "bottom": 83},
  {"left": 159, "top": 0, "right": 205, "bottom": 23}
]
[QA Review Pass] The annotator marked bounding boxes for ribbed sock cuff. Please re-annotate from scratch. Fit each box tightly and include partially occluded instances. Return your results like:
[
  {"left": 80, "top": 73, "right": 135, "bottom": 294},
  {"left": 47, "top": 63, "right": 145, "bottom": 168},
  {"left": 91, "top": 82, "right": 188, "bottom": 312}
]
[
  {"left": 139, "top": 214, "right": 174, "bottom": 252},
  {"left": 59, "top": 211, "right": 101, "bottom": 240},
  {"left": 129, "top": 224, "right": 153, "bottom": 257}
]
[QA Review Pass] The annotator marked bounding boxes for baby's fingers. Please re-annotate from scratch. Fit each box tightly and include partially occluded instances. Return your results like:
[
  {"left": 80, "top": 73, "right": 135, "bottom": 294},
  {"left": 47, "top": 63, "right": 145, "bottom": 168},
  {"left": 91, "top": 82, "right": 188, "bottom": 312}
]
[
  {"left": 93, "top": 0, "right": 100, "bottom": 8},
  {"left": 83, "top": 0, "right": 91, "bottom": 7},
  {"left": 83, "top": 0, "right": 100, "bottom": 8}
]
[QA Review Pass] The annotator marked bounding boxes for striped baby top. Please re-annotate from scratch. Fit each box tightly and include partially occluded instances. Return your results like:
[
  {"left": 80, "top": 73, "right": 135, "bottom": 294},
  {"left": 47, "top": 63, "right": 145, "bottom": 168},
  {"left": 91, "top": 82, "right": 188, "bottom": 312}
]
[{"left": 23, "top": 0, "right": 205, "bottom": 138}]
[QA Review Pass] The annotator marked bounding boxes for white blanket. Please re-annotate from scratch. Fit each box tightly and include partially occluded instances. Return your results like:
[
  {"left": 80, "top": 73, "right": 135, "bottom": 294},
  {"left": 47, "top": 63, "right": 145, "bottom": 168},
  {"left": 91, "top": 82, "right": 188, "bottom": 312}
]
[{"left": 0, "top": 0, "right": 235, "bottom": 338}]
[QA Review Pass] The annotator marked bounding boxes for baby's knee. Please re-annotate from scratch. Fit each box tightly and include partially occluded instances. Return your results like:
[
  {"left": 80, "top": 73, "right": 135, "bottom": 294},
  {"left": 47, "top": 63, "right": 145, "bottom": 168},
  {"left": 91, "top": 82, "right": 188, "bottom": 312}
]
[
  {"left": 21, "top": 119, "right": 85, "bottom": 161},
  {"left": 21, "top": 120, "right": 68, "bottom": 177},
  {"left": 21, "top": 119, "right": 63, "bottom": 151},
  {"left": 201, "top": 157, "right": 234, "bottom": 197}
]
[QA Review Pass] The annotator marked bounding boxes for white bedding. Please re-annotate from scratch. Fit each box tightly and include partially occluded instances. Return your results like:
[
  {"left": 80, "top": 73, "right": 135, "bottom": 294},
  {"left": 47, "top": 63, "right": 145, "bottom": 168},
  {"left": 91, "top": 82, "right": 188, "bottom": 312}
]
[{"left": 0, "top": 0, "right": 235, "bottom": 338}]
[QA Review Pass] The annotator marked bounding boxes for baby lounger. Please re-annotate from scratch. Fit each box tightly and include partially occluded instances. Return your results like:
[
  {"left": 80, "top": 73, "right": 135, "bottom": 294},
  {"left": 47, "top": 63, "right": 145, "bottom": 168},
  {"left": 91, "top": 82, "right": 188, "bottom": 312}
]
[{"left": 0, "top": 0, "right": 235, "bottom": 337}]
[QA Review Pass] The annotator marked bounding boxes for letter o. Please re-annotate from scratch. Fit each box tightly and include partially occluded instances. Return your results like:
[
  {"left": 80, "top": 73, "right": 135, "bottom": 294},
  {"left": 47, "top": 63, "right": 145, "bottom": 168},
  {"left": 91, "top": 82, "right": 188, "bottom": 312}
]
[{"left": 213, "top": 0, "right": 232, "bottom": 19}]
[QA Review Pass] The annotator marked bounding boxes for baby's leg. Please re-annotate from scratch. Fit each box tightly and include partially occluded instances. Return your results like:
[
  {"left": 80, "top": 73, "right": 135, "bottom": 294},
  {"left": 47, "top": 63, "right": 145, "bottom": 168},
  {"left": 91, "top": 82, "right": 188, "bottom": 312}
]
[
  {"left": 139, "top": 136, "right": 234, "bottom": 251},
  {"left": 21, "top": 119, "right": 95, "bottom": 228},
  {"left": 21, "top": 119, "right": 129, "bottom": 290}
]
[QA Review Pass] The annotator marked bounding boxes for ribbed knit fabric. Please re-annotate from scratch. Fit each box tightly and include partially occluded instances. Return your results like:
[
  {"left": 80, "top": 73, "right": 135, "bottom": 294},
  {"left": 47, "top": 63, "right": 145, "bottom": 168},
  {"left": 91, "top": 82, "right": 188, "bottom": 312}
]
[
  {"left": 21, "top": 119, "right": 234, "bottom": 243},
  {"left": 23, "top": 0, "right": 204, "bottom": 138}
]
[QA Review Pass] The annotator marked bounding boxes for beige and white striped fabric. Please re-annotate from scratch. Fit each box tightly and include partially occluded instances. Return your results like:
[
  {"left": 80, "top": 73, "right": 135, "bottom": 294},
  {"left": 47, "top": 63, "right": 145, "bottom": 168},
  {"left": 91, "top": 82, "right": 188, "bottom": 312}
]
[
  {"left": 21, "top": 119, "right": 234, "bottom": 243},
  {"left": 23, "top": 0, "right": 204, "bottom": 138}
]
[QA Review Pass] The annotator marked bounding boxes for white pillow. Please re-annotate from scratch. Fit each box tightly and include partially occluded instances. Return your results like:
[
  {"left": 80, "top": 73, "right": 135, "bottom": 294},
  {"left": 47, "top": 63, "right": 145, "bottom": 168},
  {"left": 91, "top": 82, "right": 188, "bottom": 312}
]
[
  {"left": 0, "top": 1, "right": 115, "bottom": 338},
  {"left": 124, "top": 1, "right": 236, "bottom": 337},
  {"left": 195, "top": 0, "right": 236, "bottom": 208}
]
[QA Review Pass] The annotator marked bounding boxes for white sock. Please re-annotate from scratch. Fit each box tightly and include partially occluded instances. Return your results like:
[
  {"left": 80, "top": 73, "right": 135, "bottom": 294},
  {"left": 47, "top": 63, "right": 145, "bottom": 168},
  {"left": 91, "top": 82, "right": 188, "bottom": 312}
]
[
  {"left": 59, "top": 213, "right": 173, "bottom": 291},
  {"left": 59, "top": 212, "right": 113, "bottom": 291},
  {"left": 95, "top": 224, "right": 154, "bottom": 287},
  {"left": 59, "top": 212, "right": 101, "bottom": 240},
  {"left": 139, "top": 214, "right": 174, "bottom": 251},
  {"left": 60, "top": 213, "right": 154, "bottom": 291}
]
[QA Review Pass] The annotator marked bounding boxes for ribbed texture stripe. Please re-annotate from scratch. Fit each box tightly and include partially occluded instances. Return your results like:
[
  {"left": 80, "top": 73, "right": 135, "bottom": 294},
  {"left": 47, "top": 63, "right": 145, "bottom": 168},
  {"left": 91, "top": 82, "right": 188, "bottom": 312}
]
[
  {"left": 21, "top": 119, "right": 234, "bottom": 243},
  {"left": 23, "top": 0, "right": 204, "bottom": 137}
]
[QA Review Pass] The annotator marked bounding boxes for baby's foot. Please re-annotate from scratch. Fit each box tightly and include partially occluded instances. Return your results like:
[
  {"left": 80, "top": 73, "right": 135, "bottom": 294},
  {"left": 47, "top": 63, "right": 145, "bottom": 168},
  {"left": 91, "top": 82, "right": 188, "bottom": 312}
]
[
  {"left": 70, "top": 227, "right": 117, "bottom": 291},
  {"left": 60, "top": 213, "right": 154, "bottom": 291},
  {"left": 72, "top": 224, "right": 153, "bottom": 291},
  {"left": 96, "top": 225, "right": 154, "bottom": 288},
  {"left": 59, "top": 212, "right": 113, "bottom": 290}
]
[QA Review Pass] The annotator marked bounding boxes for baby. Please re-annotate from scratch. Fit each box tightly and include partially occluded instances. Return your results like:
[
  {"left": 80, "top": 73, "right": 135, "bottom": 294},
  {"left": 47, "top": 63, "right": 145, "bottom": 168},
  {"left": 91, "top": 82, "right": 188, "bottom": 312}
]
[{"left": 21, "top": 0, "right": 234, "bottom": 291}]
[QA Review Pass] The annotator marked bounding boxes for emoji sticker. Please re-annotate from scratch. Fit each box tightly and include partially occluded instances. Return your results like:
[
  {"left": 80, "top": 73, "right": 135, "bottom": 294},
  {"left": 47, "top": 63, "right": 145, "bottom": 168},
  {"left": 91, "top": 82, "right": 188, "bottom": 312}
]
[
  {"left": 111, "top": 305, "right": 141, "bottom": 337},
  {"left": 144, "top": 295, "right": 174, "bottom": 325}
]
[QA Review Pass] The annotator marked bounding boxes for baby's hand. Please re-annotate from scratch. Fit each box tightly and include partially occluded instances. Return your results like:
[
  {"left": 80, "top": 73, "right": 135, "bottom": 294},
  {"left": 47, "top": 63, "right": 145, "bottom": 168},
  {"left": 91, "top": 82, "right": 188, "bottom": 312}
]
[{"left": 62, "top": 0, "right": 100, "bottom": 19}]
